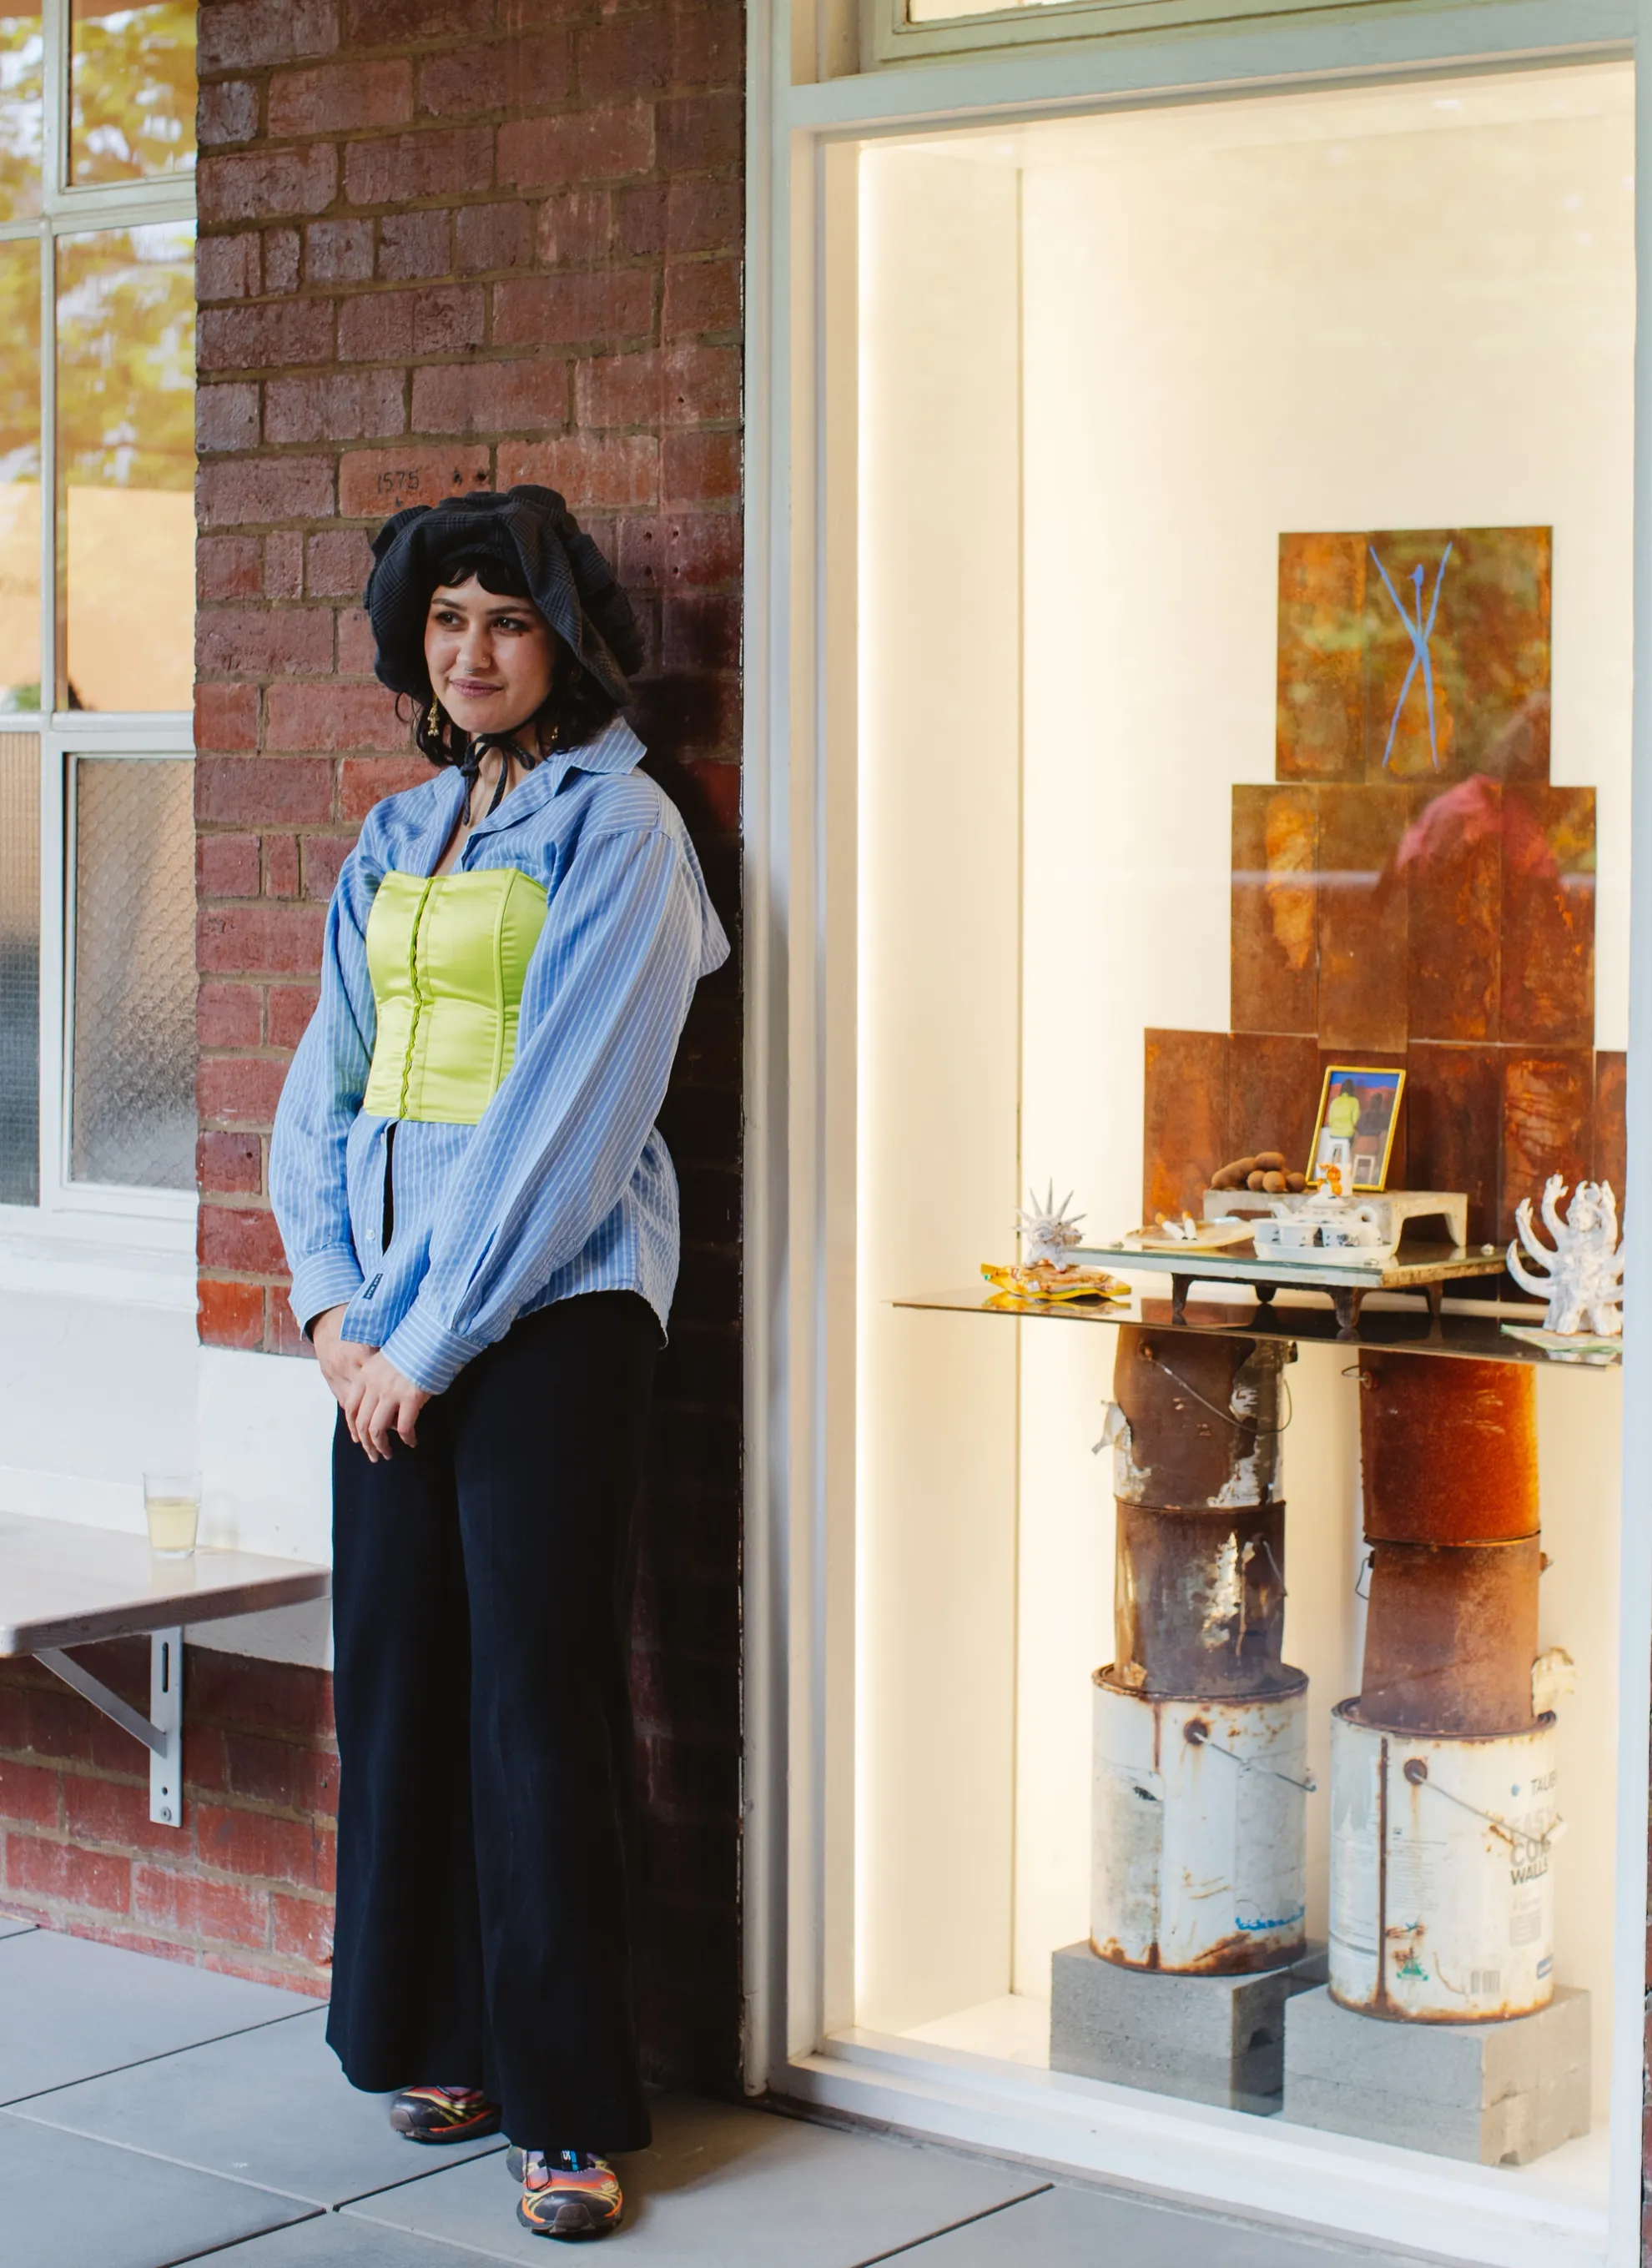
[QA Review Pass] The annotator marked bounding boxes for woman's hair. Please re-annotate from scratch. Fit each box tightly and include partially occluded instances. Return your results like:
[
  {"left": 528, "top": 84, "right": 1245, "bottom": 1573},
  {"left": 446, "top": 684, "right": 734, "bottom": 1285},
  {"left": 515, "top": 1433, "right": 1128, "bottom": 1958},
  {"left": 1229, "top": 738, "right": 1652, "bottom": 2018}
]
[
  {"left": 410, "top": 542, "right": 622, "bottom": 766},
  {"left": 365, "top": 486, "right": 646, "bottom": 770}
]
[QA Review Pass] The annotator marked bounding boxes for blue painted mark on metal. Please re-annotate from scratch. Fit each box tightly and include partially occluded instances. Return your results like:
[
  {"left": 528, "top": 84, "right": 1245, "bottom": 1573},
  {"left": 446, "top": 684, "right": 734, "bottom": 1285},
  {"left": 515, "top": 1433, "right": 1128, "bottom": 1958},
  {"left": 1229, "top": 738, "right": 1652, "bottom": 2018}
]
[{"left": 1370, "top": 540, "right": 1454, "bottom": 771}]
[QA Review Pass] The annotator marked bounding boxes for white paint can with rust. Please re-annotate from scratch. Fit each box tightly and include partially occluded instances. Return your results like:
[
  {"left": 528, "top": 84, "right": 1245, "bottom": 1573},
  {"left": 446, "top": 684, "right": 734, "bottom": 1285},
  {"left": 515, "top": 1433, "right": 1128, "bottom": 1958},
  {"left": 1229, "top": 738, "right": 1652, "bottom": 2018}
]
[
  {"left": 1327, "top": 1701, "right": 1559, "bottom": 2021},
  {"left": 1090, "top": 1671, "right": 1310, "bottom": 1973}
]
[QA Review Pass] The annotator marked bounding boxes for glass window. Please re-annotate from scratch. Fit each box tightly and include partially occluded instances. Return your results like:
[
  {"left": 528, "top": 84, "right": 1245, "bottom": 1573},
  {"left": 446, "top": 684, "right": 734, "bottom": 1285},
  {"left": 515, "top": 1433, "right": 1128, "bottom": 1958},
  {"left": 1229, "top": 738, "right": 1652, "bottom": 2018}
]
[
  {"left": 0, "top": 732, "right": 38, "bottom": 1203},
  {"left": 0, "top": 234, "right": 40, "bottom": 714},
  {"left": 0, "top": 9, "right": 43, "bottom": 219},
  {"left": 70, "top": 754, "right": 194, "bottom": 1187},
  {"left": 58, "top": 222, "right": 195, "bottom": 711},
  {"left": 0, "top": 7, "right": 194, "bottom": 1214},
  {"left": 879, "top": 0, "right": 1418, "bottom": 64},
  {"left": 846, "top": 61, "right": 1630, "bottom": 2220},
  {"left": 70, "top": 1, "right": 196, "bottom": 185}
]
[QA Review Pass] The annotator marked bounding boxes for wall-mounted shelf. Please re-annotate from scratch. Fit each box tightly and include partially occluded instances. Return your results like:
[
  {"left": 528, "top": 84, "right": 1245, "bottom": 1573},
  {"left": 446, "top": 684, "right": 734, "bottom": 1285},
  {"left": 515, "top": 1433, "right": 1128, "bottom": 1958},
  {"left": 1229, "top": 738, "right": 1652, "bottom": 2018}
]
[{"left": 892, "top": 1288, "right": 1620, "bottom": 1369}]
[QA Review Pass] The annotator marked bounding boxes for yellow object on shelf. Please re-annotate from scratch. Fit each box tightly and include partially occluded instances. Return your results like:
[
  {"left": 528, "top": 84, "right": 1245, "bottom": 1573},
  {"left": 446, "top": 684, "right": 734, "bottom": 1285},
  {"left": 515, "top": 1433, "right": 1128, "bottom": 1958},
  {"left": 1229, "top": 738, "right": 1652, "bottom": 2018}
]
[{"left": 980, "top": 1261, "right": 1130, "bottom": 1305}]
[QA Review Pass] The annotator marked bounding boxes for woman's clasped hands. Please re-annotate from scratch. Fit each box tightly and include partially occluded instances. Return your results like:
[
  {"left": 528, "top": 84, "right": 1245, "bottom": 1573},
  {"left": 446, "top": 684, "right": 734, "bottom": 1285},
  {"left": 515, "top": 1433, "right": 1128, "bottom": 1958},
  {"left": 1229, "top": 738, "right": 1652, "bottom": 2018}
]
[{"left": 312, "top": 1306, "right": 432, "bottom": 1462}]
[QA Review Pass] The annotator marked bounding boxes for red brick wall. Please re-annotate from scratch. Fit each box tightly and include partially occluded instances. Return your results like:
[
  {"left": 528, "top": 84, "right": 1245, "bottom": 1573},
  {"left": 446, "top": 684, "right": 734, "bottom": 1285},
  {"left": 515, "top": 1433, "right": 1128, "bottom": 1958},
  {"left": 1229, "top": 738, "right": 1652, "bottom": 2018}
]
[
  {"left": 0, "top": 1642, "right": 337, "bottom": 1990},
  {"left": 0, "top": 0, "right": 744, "bottom": 2083}
]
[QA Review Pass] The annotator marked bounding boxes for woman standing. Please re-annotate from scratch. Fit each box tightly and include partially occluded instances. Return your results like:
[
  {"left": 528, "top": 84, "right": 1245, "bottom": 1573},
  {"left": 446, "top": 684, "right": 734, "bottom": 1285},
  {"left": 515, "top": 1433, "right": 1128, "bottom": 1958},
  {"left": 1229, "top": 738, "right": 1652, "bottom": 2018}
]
[{"left": 270, "top": 486, "right": 728, "bottom": 2242}]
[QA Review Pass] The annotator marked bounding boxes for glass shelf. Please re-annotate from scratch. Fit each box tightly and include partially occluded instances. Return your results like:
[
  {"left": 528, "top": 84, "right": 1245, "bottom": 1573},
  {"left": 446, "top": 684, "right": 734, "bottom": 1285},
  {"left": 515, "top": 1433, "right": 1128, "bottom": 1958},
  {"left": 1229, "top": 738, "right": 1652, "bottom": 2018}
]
[{"left": 893, "top": 1287, "right": 1622, "bottom": 1368}]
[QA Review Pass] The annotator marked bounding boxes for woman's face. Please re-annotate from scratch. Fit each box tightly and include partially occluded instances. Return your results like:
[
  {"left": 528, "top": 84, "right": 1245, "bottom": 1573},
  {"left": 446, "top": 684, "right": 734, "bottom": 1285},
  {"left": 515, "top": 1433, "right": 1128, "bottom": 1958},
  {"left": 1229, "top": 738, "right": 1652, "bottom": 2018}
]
[{"left": 424, "top": 576, "right": 557, "bottom": 739}]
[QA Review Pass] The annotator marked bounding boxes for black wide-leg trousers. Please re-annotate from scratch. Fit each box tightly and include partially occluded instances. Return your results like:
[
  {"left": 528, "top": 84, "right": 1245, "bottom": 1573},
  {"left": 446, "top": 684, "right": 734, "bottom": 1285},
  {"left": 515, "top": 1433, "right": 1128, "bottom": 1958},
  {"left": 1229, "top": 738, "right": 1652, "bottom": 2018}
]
[{"left": 325, "top": 1290, "right": 658, "bottom": 2155}]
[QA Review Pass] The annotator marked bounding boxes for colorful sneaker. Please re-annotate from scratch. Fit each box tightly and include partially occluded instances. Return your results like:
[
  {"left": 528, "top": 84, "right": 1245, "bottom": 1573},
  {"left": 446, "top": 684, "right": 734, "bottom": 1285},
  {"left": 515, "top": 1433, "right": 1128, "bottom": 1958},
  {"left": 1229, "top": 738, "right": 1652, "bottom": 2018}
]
[
  {"left": 388, "top": 2084, "right": 501, "bottom": 2144},
  {"left": 516, "top": 2150, "right": 623, "bottom": 2239}
]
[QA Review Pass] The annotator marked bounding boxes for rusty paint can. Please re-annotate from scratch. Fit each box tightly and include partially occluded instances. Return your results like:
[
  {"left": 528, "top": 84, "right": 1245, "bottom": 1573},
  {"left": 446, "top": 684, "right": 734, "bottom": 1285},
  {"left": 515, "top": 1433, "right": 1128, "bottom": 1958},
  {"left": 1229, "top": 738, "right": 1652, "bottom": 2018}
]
[
  {"left": 1358, "top": 1352, "right": 1538, "bottom": 1543},
  {"left": 1358, "top": 1537, "right": 1542, "bottom": 1736},
  {"left": 1328, "top": 1702, "right": 1558, "bottom": 2021},
  {"left": 1113, "top": 1329, "right": 1291, "bottom": 1510},
  {"left": 1090, "top": 1669, "right": 1310, "bottom": 1974},
  {"left": 1113, "top": 1502, "right": 1290, "bottom": 1697}
]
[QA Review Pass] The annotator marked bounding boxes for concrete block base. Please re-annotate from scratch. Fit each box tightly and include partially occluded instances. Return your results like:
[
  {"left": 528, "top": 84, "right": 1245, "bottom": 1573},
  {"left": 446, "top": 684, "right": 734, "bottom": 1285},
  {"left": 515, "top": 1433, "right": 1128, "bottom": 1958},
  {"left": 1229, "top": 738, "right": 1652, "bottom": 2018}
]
[
  {"left": 1050, "top": 1940, "right": 1326, "bottom": 2112},
  {"left": 1282, "top": 1985, "right": 1591, "bottom": 2165}
]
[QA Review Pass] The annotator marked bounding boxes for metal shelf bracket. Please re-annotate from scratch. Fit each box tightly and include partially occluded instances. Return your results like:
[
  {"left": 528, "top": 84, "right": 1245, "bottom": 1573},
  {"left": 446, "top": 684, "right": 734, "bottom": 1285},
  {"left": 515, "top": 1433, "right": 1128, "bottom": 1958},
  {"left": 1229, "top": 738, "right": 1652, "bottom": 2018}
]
[{"left": 38, "top": 1628, "right": 184, "bottom": 1828}]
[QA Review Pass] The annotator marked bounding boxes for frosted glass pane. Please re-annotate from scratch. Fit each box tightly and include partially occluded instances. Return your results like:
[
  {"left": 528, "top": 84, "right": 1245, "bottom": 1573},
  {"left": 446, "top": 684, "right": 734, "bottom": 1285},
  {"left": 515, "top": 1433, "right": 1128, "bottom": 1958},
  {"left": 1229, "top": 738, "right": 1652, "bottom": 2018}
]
[
  {"left": 0, "top": 732, "right": 38, "bottom": 1204},
  {"left": 57, "top": 224, "right": 195, "bottom": 712},
  {"left": 71, "top": 756, "right": 194, "bottom": 1188},
  {"left": 71, "top": 0, "right": 196, "bottom": 185}
]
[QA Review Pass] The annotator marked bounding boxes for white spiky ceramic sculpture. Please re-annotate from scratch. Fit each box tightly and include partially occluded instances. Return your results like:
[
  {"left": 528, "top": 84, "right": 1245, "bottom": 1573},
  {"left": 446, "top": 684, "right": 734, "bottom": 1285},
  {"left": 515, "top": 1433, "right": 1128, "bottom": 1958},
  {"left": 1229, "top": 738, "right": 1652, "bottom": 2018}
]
[
  {"left": 1016, "top": 1183, "right": 1085, "bottom": 1270},
  {"left": 1507, "top": 1175, "right": 1624, "bottom": 1337}
]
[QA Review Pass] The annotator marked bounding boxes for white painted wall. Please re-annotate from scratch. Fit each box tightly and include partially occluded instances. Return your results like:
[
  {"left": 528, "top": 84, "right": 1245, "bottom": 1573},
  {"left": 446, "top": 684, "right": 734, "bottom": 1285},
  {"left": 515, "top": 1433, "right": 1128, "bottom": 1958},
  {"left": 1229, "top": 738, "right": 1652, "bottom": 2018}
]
[
  {"left": 854, "top": 145, "right": 1025, "bottom": 2034},
  {"left": 0, "top": 1280, "right": 335, "bottom": 1667},
  {"left": 857, "top": 61, "right": 1632, "bottom": 2128}
]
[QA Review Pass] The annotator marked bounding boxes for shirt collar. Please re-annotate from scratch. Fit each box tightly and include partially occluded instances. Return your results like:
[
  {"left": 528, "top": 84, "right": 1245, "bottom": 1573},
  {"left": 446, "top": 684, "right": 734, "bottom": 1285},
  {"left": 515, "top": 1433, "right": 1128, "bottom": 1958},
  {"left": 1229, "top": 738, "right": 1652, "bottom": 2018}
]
[{"left": 464, "top": 715, "right": 647, "bottom": 842}]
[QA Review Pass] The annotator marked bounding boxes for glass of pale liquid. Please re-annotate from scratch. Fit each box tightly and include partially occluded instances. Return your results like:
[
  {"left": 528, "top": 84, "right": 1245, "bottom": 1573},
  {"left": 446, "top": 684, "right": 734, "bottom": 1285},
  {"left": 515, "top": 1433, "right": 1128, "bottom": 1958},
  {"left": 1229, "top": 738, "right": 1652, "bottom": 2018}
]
[{"left": 144, "top": 1471, "right": 201, "bottom": 1557}]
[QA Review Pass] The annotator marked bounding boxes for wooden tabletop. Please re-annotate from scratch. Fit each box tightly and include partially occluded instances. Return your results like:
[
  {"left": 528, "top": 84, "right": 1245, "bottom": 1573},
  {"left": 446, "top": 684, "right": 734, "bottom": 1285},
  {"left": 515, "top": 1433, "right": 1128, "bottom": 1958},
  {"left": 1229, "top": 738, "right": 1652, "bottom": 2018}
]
[{"left": 0, "top": 1512, "right": 331, "bottom": 1656}]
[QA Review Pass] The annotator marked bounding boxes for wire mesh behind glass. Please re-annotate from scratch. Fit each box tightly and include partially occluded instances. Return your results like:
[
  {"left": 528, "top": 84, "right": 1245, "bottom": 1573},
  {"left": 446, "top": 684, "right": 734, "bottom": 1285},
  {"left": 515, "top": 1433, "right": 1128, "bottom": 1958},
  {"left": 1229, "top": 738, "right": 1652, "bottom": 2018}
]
[
  {"left": 0, "top": 732, "right": 38, "bottom": 1202},
  {"left": 71, "top": 755, "right": 193, "bottom": 1187}
]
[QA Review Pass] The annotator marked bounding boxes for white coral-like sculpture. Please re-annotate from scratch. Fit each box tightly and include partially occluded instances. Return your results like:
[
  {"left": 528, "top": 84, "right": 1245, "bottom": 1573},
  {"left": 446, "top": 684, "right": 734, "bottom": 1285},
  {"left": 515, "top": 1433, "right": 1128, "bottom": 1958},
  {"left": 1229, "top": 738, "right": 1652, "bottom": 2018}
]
[
  {"left": 1507, "top": 1175, "right": 1624, "bottom": 1337},
  {"left": 1016, "top": 1182, "right": 1085, "bottom": 1270}
]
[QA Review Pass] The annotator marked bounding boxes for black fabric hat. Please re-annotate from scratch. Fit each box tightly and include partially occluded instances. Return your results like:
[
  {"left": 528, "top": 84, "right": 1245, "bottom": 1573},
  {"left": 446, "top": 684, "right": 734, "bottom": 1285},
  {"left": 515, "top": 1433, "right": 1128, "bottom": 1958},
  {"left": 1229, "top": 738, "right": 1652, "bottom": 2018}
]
[{"left": 364, "top": 485, "right": 642, "bottom": 708}]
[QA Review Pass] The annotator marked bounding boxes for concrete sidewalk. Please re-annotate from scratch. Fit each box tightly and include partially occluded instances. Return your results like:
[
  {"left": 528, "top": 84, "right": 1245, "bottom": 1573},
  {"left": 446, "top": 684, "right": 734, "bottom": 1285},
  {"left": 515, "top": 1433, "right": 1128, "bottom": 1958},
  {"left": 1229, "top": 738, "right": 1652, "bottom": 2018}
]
[{"left": 0, "top": 1918, "right": 1412, "bottom": 2265}]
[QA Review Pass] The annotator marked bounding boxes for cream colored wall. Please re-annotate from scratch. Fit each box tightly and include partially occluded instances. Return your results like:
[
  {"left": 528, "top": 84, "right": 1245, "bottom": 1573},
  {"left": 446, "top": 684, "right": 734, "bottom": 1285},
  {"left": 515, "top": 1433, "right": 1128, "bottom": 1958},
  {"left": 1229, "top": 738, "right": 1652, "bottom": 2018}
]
[
  {"left": 854, "top": 146, "right": 1025, "bottom": 2033},
  {"left": 1012, "top": 65, "right": 1632, "bottom": 2112}
]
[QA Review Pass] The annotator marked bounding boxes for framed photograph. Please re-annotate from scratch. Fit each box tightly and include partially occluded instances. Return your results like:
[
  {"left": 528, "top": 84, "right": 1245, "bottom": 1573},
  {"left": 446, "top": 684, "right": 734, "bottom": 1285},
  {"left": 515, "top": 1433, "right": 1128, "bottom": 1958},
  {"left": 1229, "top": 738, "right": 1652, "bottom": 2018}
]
[{"left": 1307, "top": 1065, "right": 1406, "bottom": 1192}]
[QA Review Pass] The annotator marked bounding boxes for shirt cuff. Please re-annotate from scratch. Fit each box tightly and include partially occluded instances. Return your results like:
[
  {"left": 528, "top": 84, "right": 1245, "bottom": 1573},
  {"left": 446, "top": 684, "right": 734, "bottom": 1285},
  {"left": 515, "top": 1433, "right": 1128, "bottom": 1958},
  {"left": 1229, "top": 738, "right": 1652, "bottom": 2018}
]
[
  {"left": 289, "top": 1250, "right": 366, "bottom": 1339},
  {"left": 380, "top": 1305, "right": 491, "bottom": 1396}
]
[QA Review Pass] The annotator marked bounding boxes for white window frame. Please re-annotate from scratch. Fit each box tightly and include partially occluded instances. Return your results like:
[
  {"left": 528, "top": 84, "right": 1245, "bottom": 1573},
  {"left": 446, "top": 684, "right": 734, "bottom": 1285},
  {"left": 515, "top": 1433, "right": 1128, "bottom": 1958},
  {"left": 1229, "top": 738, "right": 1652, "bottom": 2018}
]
[
  {"left": 743, "top": 5, "right": 1652, "bottom": 2267},
  {"left": 0, "top": 0, "right": 197, "bottom": 1304}
]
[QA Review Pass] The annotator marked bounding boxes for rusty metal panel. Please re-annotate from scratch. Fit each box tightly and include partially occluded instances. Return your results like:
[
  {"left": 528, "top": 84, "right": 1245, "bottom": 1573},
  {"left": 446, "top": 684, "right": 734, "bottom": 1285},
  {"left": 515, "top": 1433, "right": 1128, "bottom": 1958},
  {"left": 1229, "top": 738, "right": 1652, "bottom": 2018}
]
[
  {"left": 1227, "top": 1032, "right": 1319, "bottom": 1184},
  {"left": 1404, "top": 1043, "right": 1501, "bottom": 1249},
  {"left": 1143, "top": 1029, "right": 1229, "bottom": 1224},
  {"left": 1500, "top": 1050, "right": 1594, "bottom": 1244},
  {"left": 1499, "top": 785, "right": 1595, "bottom": 1047},
  {"left": 1361, "top": 527, "right": 1551, "bottom": 785},
  {"left": 1316, "top": 785, "right": 1409, "bottom": 1054},
  {"left": 1594, "top": 1049, "right": 1626, "bottom": 1204},
  {"left": 1112, "top": 1328, "right": 1288, "bottom": 1510},
  {"left": 1357, "top": 1351, "right": 1538, "bottom": 1543},
  {"left": 1231, "top": 784, "right": 1318, "bottom": 1035},
  {"left": 1114, "top": 1504, "right": 1288, "bottom": 1697},
  {"left": 1358, "top": 1539, "right": 1543, "bottom": 1737},
  {"left": 1399, "top": 779, "right": 1502, "bottom": 1042},
  {"left": 1277, "top": 532, "right": 1366, "bottom": 782}
]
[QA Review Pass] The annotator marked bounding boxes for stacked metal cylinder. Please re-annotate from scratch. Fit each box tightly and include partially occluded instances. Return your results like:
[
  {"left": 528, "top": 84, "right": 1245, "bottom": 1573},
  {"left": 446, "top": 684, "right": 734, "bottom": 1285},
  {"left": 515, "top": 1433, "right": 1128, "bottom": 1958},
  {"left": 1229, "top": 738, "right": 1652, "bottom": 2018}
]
[
  {"left": 1330, "top": 1353, "right": 1558, "bottom": 2022},
  {"left": 1091, "top": 1326, "right": 1309, "bottom": 1974}
]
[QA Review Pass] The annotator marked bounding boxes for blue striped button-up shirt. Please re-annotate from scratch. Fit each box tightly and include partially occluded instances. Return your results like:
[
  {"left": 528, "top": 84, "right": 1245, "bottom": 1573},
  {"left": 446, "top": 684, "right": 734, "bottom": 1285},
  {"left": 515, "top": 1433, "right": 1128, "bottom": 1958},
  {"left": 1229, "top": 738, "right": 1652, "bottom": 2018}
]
[{"left": 268, "top": 717, "right": 730, "bottom": 1395}]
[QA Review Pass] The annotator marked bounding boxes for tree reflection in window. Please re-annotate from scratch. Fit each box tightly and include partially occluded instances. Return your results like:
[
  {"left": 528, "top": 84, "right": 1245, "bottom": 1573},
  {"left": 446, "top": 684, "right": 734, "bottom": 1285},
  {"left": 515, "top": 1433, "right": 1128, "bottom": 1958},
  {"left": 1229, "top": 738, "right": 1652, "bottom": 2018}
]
[
  {"left": 70, "top": 0, "right": 195, "bottom": 185},
  {"left": 56, "top": 222, "right": 194, "bottom": 710}
]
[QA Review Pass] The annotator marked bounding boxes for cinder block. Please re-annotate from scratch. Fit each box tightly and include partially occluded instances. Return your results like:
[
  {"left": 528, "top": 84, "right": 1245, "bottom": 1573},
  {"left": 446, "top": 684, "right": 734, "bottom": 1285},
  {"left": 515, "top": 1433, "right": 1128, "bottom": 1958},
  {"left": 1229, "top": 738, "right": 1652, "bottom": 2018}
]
[
  {"left": 1050, "top": 1940, "right": 1325, "bottom": 2111},
  {"left": 1282, "top": 1985, "right": 1590, "bottom": 2165}
]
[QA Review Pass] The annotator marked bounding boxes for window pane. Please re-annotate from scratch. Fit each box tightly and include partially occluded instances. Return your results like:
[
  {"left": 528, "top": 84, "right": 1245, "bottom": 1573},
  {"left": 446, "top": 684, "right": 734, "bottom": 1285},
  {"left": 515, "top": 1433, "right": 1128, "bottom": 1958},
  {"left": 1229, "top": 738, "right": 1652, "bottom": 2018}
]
[
  {"left": 70, "top": 0, "right": 196, "bottom": 184},
  {"left": 57, "top": 224, "right": 195, "bottom": 712},
  {"left": 0, "top": 732, "right": 38, "bottom": 1204},
  {"left": 0, "top": 9, "right": 43, "bottom": 219},
  {"left": 0, "top": 234, "right": 39, "bottom": 713},
  {"left": 71, "top": 755, "right": 194, "bottom": 1188}
]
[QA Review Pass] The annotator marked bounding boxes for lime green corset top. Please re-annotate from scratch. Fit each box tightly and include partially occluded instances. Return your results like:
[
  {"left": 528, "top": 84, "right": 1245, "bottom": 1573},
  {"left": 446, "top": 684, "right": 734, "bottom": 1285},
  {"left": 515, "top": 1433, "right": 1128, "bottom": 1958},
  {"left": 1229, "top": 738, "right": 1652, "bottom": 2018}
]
[{"left": 362, "top": 867, "right": 550, "bottom": 1124}]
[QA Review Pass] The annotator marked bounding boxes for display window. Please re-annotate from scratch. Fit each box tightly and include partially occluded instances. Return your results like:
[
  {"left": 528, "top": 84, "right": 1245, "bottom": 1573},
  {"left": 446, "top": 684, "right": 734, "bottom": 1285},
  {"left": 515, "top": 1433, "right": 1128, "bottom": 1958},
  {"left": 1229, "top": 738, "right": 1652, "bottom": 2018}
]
[{"left": 751, "top": 43, "right": 1649, "bottom": 2268}]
